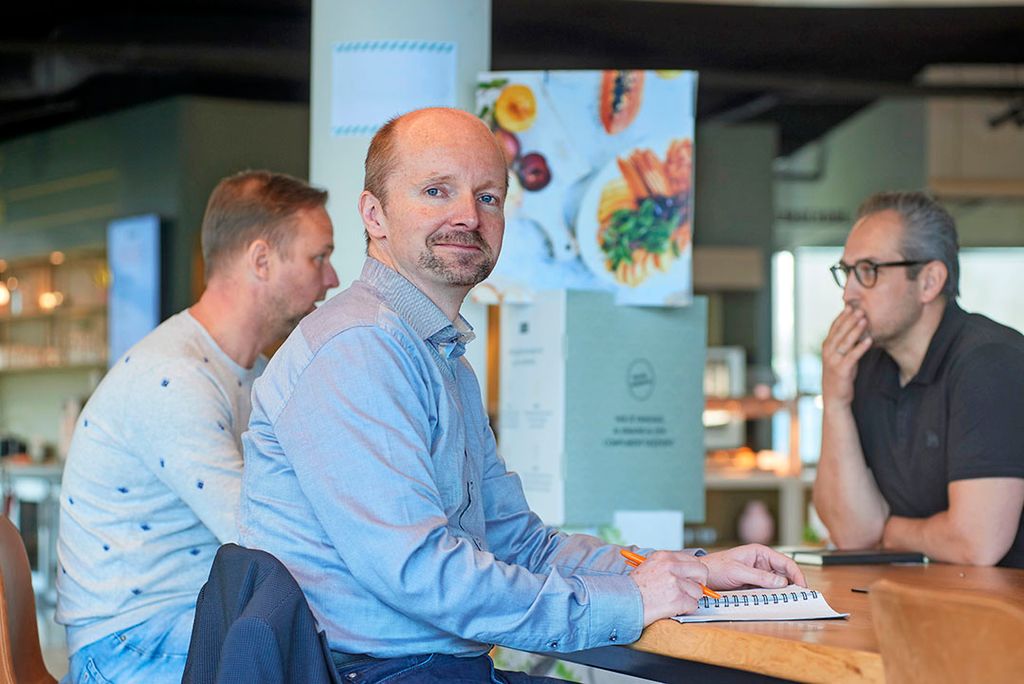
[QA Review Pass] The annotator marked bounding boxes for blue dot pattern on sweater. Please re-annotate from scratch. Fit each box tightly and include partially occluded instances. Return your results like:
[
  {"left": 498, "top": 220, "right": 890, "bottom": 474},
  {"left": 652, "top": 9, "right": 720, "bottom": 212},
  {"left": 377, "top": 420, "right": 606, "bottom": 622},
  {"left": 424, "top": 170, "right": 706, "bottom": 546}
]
[{"left": 55, "top": 311, "right": 262, "bottom": 628}]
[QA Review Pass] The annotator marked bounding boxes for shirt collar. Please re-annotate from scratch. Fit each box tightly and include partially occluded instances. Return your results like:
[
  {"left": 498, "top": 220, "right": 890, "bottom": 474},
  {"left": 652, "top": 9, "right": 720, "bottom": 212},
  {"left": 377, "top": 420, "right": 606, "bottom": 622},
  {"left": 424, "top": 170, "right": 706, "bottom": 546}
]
[
  {"left": 871, "top": 352, "right": 901, "bottom": 399},
  {"left": 360, "top": 258, "right": 475, "bottom": 359},
  {"left": 911, "top": 300, "right": 966, "bottom": 386}
]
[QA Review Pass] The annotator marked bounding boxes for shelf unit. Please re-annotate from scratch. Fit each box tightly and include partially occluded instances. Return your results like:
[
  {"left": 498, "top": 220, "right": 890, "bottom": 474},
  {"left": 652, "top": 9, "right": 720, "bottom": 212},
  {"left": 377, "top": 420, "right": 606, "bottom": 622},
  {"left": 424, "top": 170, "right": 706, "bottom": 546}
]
[
  {"left": 0, "top": 250, "right": 108, "bottom": 372},
  {"left": 701, "top": 395, "right": 810, "bottom": 547},
  {"left": 704, "top": 467, "right": 814, "bottom": 547},
  {"left": 705, "top": 395, "right": 801, "bottom": 472}
]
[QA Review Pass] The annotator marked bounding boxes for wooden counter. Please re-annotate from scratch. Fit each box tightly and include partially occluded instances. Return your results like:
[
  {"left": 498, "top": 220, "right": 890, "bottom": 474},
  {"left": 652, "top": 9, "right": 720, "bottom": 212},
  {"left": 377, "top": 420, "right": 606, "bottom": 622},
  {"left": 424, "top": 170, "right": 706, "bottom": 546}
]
[{"left": 561, "top": 563, "right": 1024, "bottom": 683}]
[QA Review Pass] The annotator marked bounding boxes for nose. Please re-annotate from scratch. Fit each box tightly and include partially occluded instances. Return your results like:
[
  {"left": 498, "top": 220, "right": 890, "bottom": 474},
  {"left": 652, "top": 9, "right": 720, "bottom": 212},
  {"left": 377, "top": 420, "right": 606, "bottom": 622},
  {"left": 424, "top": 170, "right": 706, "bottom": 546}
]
[
  {"left": 450, "top": 193, "right": 480, "bottom": 230},
  {"left": 323, "top": 261, "right": 340, "bottom": 290},
  {"left": 842, "top": 276, "right": 860, "bottom": 305}
]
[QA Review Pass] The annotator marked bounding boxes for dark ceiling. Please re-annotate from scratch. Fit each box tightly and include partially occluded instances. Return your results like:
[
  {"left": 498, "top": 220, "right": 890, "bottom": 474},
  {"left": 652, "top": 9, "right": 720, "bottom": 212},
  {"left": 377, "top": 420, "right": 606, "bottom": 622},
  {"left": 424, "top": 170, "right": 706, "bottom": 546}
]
[{"left": 2, "top": 1, "right": 1023, "bottom": 155}]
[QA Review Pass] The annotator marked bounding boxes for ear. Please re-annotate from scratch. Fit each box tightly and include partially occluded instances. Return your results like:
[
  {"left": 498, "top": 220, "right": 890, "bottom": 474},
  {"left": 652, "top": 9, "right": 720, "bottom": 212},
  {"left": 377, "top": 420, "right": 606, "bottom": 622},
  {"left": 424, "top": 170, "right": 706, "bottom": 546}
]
[
  {"left": 918, "top": 260, "right": 947, "bottom": 304},
  {"left": 359, "top": 190, "right": 388, "bottom": 242},
  {"left": 246, "top": 239, "right": 273, "bottom": 282}
]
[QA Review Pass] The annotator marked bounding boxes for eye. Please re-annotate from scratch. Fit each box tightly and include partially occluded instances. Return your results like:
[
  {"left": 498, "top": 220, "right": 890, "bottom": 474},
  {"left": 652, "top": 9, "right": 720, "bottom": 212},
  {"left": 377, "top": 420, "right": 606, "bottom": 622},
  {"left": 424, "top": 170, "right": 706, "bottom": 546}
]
[
  {"left": 479, "top": 193, "right": 499, "bottom": 206},
  {"left": 425, "top": 187, "right": 441, "bottom": 197}
]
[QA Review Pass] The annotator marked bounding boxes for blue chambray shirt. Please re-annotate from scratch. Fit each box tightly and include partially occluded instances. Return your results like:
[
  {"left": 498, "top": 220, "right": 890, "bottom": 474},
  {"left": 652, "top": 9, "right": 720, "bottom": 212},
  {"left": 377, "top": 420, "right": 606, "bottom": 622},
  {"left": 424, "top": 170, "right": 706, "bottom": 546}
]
[{"left": 238, "top": 258, "right": 645, "bottom": 658}]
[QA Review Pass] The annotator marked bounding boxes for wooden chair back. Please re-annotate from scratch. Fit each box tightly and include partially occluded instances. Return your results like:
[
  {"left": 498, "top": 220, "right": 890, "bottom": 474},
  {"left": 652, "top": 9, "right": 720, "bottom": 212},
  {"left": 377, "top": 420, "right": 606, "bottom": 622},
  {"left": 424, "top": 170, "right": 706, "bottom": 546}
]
[
  {"left": 0, "top": 515, "right": 55, "bottom": 684},
  {"left": 871, "top": 577, "right": 1024, "bottom": 684}
]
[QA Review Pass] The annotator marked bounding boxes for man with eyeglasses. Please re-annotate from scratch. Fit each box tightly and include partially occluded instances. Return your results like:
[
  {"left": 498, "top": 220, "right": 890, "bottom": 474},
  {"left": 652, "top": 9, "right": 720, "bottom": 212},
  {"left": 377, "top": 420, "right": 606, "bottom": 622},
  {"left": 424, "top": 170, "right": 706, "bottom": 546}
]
[{"left": 813, "top": 191, "right": 1024, "bottom": 568}]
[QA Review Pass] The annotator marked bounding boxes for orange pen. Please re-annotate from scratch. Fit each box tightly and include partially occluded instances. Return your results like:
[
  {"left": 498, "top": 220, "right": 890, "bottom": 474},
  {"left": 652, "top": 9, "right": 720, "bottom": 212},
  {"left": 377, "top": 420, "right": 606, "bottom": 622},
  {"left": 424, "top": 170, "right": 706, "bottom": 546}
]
[{"left": 619, "top": 548, "right": 722, "bottom": 599}]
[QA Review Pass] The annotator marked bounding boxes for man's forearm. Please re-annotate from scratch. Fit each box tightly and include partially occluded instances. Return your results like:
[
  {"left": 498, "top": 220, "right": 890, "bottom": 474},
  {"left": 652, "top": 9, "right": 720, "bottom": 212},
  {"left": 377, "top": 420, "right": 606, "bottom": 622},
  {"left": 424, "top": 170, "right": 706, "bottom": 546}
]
[
  {"left": 814, "top": 405, "right": 889, "bottom": 548},
  {"left": 882, "top": 513, "right": 976, "bottom": 564},
  {"left": 882, "top": 478, "right": 1024, "bottom": 566}
]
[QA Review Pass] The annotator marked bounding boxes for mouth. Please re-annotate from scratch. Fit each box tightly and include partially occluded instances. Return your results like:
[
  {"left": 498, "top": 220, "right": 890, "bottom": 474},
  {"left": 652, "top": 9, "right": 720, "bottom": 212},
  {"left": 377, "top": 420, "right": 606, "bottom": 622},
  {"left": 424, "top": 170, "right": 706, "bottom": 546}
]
[
  {"left": 432, "top": 242, "right": 482, "bottom": 253},
  {"left": 428, "top": 231, "right": 489, "bottom": 256}
]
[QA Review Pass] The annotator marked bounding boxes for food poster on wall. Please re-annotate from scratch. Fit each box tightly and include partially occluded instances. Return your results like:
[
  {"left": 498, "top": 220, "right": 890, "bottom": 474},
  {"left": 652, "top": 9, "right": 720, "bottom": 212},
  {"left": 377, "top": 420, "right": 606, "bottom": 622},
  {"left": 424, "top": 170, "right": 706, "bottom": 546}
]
[{"left": 476, "top": 70, "right": 697, "bottom": 306}]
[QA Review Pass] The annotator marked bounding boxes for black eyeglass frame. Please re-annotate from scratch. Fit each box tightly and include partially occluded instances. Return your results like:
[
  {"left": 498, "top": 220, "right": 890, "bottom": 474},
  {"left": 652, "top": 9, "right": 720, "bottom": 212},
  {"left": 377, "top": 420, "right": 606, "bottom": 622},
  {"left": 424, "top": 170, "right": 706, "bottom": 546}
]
[{"left": 829, "top": 259, "right": 928, "bottom": 289}]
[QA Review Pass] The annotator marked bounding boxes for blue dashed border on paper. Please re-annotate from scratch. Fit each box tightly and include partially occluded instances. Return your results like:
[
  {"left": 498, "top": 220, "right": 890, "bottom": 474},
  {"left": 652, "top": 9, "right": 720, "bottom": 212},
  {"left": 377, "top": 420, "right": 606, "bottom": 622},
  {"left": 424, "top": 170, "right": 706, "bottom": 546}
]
[
  {"left": 333, "top": 40, "right": 454, "bottom": 54},
  {"left": 330, "top": 40, "right": 455, "bottom": 138}
]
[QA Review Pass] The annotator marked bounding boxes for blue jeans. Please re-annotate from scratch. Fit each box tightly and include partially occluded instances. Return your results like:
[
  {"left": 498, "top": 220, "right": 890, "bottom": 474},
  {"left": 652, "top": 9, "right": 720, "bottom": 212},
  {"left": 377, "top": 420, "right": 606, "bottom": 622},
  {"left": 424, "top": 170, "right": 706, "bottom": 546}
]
[
  {"left": 62, "top": 606, "right": 194, "bottom": 684},
  {"left": 334, "top": 653, "right": 569, "bottom": 683}
]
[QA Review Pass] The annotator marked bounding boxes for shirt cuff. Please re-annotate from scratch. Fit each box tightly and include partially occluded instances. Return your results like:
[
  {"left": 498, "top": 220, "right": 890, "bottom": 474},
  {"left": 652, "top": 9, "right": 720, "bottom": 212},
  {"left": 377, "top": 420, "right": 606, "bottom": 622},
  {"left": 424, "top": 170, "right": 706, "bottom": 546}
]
[
  {"left": 579, "top": 572, "right": 645, "bottom": 647},
  {"left": 633, "top": 546, "right": 706, "bottom": 558}
]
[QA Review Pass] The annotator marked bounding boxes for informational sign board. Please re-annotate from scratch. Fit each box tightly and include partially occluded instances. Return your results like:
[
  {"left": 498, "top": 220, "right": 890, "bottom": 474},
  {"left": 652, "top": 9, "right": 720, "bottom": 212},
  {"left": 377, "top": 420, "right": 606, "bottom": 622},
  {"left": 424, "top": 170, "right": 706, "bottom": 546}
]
[{"left": 499, "top": 290, "right": 707, "bottom": 526}]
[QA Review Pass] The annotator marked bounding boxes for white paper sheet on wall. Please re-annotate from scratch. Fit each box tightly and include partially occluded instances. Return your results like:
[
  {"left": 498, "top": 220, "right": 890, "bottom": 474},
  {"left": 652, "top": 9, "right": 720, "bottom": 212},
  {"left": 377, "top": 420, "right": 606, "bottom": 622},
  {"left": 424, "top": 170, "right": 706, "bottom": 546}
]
[{"left": 330, "top": 40, "right": 457, "bottom": 137}]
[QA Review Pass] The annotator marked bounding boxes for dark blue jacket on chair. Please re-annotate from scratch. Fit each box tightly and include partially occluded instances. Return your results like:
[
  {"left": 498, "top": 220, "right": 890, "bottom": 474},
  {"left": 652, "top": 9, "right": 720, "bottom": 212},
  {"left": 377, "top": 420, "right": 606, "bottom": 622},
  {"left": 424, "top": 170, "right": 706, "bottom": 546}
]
[{"left": 181, "top": 543, "right": 341, "bottom": 684}]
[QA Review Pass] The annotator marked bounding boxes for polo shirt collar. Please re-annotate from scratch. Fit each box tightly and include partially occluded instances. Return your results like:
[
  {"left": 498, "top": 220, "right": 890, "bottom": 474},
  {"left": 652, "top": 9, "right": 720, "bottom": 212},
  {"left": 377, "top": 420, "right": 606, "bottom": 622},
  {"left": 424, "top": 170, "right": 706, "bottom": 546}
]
[
  {"left": 360, "top": 257, "right": 475, "bottom": 359},
  {"left": 911, "top": 300, "right": 966, "bottom": 386},
  {"left": 872, "top": 352, "right": 901, "bottom": 399}
]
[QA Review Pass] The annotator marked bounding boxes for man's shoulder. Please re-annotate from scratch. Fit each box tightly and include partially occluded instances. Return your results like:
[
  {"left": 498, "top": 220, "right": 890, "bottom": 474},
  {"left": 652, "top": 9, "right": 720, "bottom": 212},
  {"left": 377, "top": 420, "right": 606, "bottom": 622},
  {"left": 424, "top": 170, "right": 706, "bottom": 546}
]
[
  {"left": 253, "top": 281, "right": 430, "bottom": 424},
  {"left": 945, "top": 311, "right": 1024, "bottom": 367},
  {"left": 957, "top": 310, "right": 1024, "bottom": 351},
  {"left": 938, "top": 310, "right": 1024, "bottom": 387},
  {"left": 117, "top": 311, "right": 209, "bottom": 367},
  {"left": 297, "top": 281, "right": 415, "bottom": 355},
  {"left": 97, "top": 312, "right": 230, "bottom": 401}
]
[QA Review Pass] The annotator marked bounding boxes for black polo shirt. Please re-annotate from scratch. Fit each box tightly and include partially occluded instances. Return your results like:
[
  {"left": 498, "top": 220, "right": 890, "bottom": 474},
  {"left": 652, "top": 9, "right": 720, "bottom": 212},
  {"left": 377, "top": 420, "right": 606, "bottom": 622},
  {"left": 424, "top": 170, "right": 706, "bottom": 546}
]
[{"left": 851, "top": 302, "right": 1024, "bottom": 568}]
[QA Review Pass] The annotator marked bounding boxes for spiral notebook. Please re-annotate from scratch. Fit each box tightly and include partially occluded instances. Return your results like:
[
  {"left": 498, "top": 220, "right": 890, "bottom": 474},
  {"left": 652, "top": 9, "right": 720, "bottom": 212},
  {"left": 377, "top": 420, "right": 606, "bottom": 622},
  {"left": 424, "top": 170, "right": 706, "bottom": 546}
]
[{"left": 672, "top": 585, "right": 848, "bottom": 623}]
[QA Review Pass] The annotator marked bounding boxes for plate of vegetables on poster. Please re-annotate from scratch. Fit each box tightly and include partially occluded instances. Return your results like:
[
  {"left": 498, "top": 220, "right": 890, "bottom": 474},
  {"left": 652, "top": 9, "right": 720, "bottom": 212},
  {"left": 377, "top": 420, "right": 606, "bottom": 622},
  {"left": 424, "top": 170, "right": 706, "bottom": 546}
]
[{"left": 576, "top": 137, "right": 694, "bottom": 302}]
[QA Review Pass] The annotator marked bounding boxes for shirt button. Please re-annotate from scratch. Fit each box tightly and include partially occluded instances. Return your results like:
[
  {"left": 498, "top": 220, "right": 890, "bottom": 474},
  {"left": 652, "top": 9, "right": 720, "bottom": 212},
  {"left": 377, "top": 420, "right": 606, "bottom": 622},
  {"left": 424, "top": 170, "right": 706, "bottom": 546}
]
[
  {"left": 609, "top": 634, "right": 618, "bottom": 642},
  {"left": 549, "top": 640, "right": 558, "bottom": 649}
]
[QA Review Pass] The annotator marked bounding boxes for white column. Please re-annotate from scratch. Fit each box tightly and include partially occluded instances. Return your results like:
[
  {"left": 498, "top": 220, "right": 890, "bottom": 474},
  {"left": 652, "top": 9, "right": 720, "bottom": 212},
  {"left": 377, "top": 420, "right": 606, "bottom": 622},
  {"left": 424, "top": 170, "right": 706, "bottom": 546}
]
[{"left": 310, "top": 0, "right": 493, "bottom": 398}]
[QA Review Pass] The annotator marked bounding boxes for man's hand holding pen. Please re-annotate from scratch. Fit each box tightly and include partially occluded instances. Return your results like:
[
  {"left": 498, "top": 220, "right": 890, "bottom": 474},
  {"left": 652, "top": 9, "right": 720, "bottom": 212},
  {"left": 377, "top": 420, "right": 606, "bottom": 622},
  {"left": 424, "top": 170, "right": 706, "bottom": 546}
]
[{"left": 622, "top": 545, "right": 805, "bottom": 626}]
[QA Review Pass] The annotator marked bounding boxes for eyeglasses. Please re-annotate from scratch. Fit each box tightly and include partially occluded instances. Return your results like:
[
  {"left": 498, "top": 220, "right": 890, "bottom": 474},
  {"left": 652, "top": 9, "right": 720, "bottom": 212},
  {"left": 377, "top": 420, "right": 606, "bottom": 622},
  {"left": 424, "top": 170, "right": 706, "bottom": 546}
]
[{"left": 830, "top": 259, "right": 928, "bottom": 289}]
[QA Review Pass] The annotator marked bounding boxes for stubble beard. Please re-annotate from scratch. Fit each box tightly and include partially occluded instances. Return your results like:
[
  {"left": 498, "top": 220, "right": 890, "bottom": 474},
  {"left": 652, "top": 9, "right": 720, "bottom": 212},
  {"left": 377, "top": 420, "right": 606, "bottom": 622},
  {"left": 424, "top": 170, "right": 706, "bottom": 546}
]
[
  {"left": 267, "top": 290, "right": 319, "bottom": 342},
  {"left": 419, "top": 231, "right": 495, "bottom": 287},
  {"left": 866, "top": 299, "right": 923, "bottom": 352}
]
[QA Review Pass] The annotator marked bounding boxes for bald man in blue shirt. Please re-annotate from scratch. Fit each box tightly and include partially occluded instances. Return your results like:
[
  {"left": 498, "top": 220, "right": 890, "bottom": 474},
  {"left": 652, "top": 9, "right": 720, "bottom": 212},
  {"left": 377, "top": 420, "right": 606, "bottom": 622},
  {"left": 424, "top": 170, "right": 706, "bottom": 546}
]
[{"left": 240, "top": 108, "right": 803, "bottom": 683}]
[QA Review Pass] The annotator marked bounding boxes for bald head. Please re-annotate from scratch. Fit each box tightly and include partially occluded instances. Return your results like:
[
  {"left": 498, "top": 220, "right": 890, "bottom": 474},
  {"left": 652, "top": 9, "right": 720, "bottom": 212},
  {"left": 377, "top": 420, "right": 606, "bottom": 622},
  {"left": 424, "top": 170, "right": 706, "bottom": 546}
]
[{"left": 364, "top": 108, "right": 507, "bottom": 210}]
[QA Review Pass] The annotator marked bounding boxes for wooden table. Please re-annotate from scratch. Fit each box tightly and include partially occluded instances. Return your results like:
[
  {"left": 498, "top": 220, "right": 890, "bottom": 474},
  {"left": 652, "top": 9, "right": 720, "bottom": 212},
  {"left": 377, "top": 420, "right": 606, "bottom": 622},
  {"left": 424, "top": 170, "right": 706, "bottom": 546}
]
[{"left": 559, "top": 563, "right": 1024, "bottom": 683}]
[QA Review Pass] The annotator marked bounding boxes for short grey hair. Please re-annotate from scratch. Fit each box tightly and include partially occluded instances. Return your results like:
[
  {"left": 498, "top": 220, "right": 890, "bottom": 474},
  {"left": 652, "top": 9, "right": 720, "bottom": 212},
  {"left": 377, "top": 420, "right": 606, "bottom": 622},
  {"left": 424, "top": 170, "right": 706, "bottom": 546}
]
[{"left": 857, "top": 191, "right": 960, "bottom": 299}]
